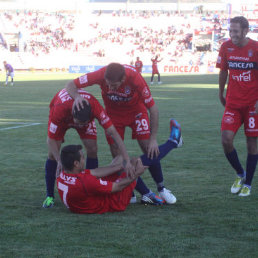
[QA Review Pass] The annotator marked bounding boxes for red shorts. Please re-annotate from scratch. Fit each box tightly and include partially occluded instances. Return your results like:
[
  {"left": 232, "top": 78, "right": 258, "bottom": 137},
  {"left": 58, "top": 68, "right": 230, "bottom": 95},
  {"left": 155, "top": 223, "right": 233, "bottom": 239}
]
[
  {"left": 105, "top": 172, "right": 136, "bottom": 212},
  {"left": 105, "top": 110, "right": 150, "bottom": 144},
  {"left": 152, "top": 68, "right": 159, "bottom": 74},
  {"left": 221, "top": 104, "right": 258, "bottom": 137},
  {"left": 48, "top": 120, "right": 97, "bottom": 141}
]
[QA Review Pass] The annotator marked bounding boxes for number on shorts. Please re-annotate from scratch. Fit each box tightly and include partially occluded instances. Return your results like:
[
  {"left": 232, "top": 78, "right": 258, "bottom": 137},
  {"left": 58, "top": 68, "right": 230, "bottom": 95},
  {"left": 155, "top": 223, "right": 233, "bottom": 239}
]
[
  {"left": 249, "top": 117, "right": 255, "bottom": 129},
  {"left": 136, "top": 119, "right": 149, "bottom": 131},
  {"left": 58, "top": 182, "right": 69, "bottom": 208}
]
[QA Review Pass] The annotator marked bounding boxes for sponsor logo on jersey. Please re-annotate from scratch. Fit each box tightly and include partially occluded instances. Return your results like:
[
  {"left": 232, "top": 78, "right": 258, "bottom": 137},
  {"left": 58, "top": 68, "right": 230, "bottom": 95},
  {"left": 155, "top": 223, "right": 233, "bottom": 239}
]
[
  {"left": 99, "top": 179, "right": 108, "bottom": 185},
  {"left": 248, "top": 49, "right": 253, "bottom": 57},
  {"left": 49, "top": 122, "right": 58, "bottom": 133},
  {"left": 232, "top": 71, "right": 251, "bottom": 82},
  {"left": 145, "top": 96, "right": 153, "bottom": 104},
  {"left": 79, "top": 75, "right": 88, "bottom": 84},
  {"left": 135, "top": 113, "right": 142, "bottom": 119},
  {"left": 228, "top": 61, "right": 255, "bottom": 70},
  {"left": 224, "top": 116, "right": 234, "bottom": 124},
  {"left": 107, "top": 94, "right": 132, "bottom": 102},
  {"left": 60, "top": 173, "right": 76, "bottom": 185},
  {"left": 225, "top": 111, "right": 235, "bottom": 116},
  {"left": 124, "top": 85, "right": 131, "bottom": 94},
  {"left": 229, "top": 56, "right": 249, "bottom": 61},
  {"left": 227, "top": 48, "right": 234, "bottom": 52}
]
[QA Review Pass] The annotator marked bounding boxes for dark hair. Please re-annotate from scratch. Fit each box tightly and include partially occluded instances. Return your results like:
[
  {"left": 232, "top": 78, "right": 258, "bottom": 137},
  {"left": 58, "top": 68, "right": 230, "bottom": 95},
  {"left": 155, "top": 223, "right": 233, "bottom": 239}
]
[
  {"left": 72, "top": 101, "right": 91, "bottom": 122},
  {"left": 61, "top": 145, "right": 82, "bottom": 171},
  {"left": 104, "top": 63, "right": 125, "bottom": 82},
  {"left": 230, "top": 16, "right": 249, "bottom": 30}
]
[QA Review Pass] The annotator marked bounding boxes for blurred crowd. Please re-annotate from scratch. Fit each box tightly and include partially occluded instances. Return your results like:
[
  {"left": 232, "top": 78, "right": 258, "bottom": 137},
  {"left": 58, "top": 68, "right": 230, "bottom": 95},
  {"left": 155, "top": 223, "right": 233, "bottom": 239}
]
[{"left": 0, "top": 9, "right": 232, "bottom": 67}]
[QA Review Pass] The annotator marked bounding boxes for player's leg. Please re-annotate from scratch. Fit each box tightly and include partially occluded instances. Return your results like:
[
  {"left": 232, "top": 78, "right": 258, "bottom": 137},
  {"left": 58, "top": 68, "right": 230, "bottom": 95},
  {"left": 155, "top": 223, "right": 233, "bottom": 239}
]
[
  {"left": 157, "top": 73, "right": 162, "bottom": 84},
  {"left": 138, "top": 119, "right": 182, "bottom": 204},
  {"left": 43, "top": 139, "right": 62, "bottom": 208},
  {"left": 10, "top": 72, "right": 14, "bottom": 86},
  {"left": 239, "top": 110, "right": 258, "bottom": 196},
  {"left": 108, "top": 121, "right": 163, "bottom": 205},
  {"left": 221, "top": 107, "right": 245, "bottom": 194},
  {"left": 5, "top": 72, "right": 9, "bottom": 85},
  {"left": 79, "top": 121, "right": 98, "bottom": 169},
  {"left": 150, "top": 73, "right": 154, "bottom": 84},
  {"left": 81, "top": 138, "right": 98, "bottom": 169}
]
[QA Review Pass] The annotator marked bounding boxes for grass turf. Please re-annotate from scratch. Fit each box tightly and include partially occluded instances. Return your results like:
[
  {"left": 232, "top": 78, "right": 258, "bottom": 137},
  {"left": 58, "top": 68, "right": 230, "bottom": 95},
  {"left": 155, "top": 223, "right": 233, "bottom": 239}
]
[{"left": 0, "top": 73, "right": 257, "bottom": 257}]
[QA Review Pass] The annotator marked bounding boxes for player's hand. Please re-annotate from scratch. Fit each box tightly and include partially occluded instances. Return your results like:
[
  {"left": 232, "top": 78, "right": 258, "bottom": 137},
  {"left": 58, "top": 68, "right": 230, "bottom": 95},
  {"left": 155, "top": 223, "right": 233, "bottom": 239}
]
[
  {"left": 74, "top": 95, "right": 89, "bottom": 111},
  {"left": 134, "top": 158, "right": 147, "bottom": 177},
  {"left": 123, "top": 160, "right": 136, "bottom": 179},
  {"left": 254, "top": 100, "right": 258, "bottom": 115},
  {"left": 147, "top": 139, "right": 159, "bottom": 159},
  {"left": 56, "top": 161, "right": 63, "bottom": 178},
  {"left": 219, "top": 93, "right": 226, "bottom": 106}
]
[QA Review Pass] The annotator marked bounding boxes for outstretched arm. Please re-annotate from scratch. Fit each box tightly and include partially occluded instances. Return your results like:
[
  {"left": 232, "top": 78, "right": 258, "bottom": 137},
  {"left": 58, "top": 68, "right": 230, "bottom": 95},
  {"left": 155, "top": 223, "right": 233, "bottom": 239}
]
[
  {"left": 105, "top": 125, "right": 135, "bottom": 177},
  {"left": 66, "top": 80, "right": 88, "bottom": 110}
]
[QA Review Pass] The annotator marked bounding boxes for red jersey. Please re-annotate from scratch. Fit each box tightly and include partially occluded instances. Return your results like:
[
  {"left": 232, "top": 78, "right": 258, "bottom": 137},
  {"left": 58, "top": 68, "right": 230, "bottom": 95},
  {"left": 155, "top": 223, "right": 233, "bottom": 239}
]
[
  {"left": 57, "top": 170, "right": 136, "bottom": 214},
  {"left": 48, "top": 88, "right": 112, "bottom": 140},
  {"left": 73, "top": 65, "right": 155, "bottom": 116},
  {"left": 135, "top": 60, "right": 143, "bottom": 73},
  {"left": 216, "top": 39, "right": 258, "bottom": 108}
]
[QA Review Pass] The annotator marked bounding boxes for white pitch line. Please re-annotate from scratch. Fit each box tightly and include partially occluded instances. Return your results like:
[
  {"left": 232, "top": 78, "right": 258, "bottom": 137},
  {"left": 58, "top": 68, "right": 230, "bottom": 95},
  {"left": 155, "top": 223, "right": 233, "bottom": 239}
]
[{"left": 0, "top": 122, "right": 41, "bottom": 131}]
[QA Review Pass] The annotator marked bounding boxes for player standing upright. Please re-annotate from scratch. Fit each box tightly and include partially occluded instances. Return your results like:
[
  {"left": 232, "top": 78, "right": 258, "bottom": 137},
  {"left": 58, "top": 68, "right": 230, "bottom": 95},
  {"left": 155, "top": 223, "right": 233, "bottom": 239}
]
[
  {"left": 150, "top": 55, "right": 162, "bottom": 85},
  {"left": 216, "top": 16, "right": 258, "bottom": 197},
  {"left": 3, "top": 61, "right": 14, "bottom": 86},
  {"left": 135, "top": 57, "right": 143, "bottom": 73},
  {"left": 66, "top": 63, "right": 182, "bottom": 204}
]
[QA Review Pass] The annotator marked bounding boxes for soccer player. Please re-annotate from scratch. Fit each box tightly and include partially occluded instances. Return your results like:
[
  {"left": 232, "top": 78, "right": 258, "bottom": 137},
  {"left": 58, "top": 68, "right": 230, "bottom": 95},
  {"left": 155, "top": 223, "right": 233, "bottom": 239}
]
[
  {"left": 57, "top": 119, "right": 182, "bottom": 214},
  {"left": 216, "top": 16, "right": 258, "bottom": 197},
  {"left": 43, "top": 88, "right": 134, "bottom": 208},
  {"left": 150, "top": 55, "right": 162, "bottom": 85},
  {"left": 3, "top": 61, "right": 14, "bottom": 86},
  {"left": 135, "top": 57, "right": 143, "bottom": 73},
  {"left": 66, "top": 63, "right": 181, "bottom": 204}
]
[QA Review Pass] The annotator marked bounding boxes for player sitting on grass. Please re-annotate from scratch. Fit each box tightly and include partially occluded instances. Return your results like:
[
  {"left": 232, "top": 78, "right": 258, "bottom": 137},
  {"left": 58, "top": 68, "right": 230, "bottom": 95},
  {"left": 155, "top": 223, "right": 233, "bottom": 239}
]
[{"left": 57, "top": 119, "right": 182, "bottom": 214}]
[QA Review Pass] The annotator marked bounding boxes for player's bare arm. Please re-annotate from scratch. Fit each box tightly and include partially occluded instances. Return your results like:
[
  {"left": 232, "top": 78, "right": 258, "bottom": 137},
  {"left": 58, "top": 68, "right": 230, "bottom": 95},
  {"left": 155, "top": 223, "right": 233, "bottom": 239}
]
[
  {"left": 219, "top": 70, "right": 228, "bottom": 106},
  {"left": 111, "top": 158, "right": 146, "bottom": 192},
  {"left": 106, "top": 125, "right": 136, "bottom": 178},
  {"left": 66, "top": 80, "right": 87, "bottom": 110},
  {"left": 90, "top": 163, "right": 123, "bottom": 178},
  {"left": 148, "top": 104, "right": 160, "bottom": 159}
]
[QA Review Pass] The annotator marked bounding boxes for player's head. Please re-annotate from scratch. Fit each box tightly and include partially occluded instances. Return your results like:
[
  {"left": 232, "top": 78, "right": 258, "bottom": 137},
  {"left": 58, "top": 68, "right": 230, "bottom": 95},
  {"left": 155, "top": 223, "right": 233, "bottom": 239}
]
[
  {"left": 61, "top": 144, "right": 84, "bottom": 172},
  {"left": 3, "top": 61, "right": 6, "bottom": 65},
  {"left": 136, "top": 57, "right": 139, "bottom": 61},
  {"left": 72, "top": 101, "right": 91, "bottom": 125},
  {"left": 229, "top": 16, "right": 249, "bottom": 46},
  {"left": 104, "top": 63, "right": 126, "bottom": 90}
]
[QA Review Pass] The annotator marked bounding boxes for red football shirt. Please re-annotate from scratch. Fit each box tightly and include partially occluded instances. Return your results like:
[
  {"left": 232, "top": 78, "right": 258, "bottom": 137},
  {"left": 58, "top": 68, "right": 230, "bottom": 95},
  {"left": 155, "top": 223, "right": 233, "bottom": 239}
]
[
  {"left": 73, "top": 65, "right": 155, "bottom": 116},
  {"left": 216, "top": 39, "right": 258, "bottom": 108},
  {"left": 57, "top": 170, "right": 136, "bottom": 214},
  {"left": 135, "top": 60, "right": 143, "bottom": 73},
  {"left": 48, "top": 88, "right": 112, "bottom": 140}
]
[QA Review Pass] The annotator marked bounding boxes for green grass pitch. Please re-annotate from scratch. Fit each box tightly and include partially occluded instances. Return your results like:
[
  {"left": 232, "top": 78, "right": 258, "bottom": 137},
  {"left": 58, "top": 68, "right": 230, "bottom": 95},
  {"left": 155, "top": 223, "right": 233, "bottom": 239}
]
[{"left": 0, "top": 72, "right": 257, "bottom": 257}]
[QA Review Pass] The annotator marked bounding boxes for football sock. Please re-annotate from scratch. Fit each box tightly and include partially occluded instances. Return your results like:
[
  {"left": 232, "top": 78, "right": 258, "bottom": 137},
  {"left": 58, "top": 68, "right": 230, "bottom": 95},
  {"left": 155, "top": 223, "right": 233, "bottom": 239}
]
[
  {"left": 148, "top": 162, "right": 164, "bottom": 187},
  {"left": 140, "top": 140, "right": 177, "bottom": 166},
  {"left": 86, "top": 157, "right": 98, "bottom": 169},
  {"left": 245, "top": 154, "right": 258, "bottom": 186},
  {"left": 45, "top": 159, "right": 57, "bottom": 197},
  {"left": 135, "top": 177, "right": 150, "bottom": 195},
  {"left": 225, "top": 149, "right": 245, "bottom": 177}
]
